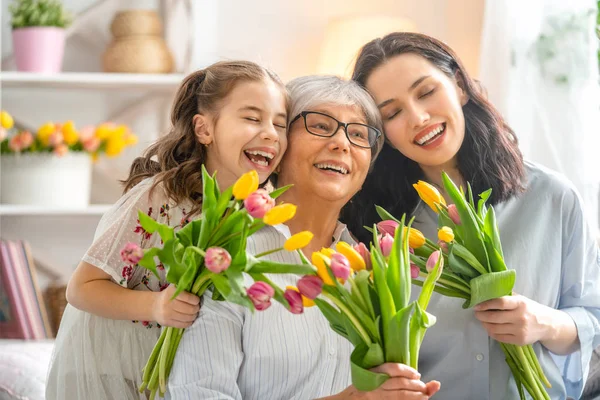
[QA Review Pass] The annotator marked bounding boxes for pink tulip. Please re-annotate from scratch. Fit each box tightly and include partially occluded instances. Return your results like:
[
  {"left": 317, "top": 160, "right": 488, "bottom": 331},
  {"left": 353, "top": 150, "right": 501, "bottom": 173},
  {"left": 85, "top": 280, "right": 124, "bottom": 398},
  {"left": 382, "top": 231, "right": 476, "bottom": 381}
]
[
  {"left": 8, "top": 135, "right": 22, "bottom": 152},
  {"left": 447, "top": 204, "right": 461, "bottom": 225},
  {"left": 120, "top": 242, "right": 144, "bottom": 265},
  {"left": 426, "top": 250, "right": 441, "bottom": 272},
  {"left": 377, "top": 220, "right": 399, "bottom": 237},
  {"left": 330, "top": 253, "right": 351, "bottom": 280},
  {"left": 284, "top": 288, "right": 304, "bottom": 314},
  {"left": 19, "top": 131, "right": 33, "bottom": 148},
  {"left": 243, "top": 189, "right": 275, "bottom": 218},
  {"left": 437, "top": 240, "right": 449, "bottom": 253},
  {"left": 353, "top": 242, "right": 372, "bottom": 270},
  {"left": 379, "top": 233, "right": 394, "bottom": 257},
  {"left": 247, "top": 281, "right": 275, "bottom": 311},
  {"left": 410, "top": 264, "right": 420, "bottom": 279},
  {"left": 0, "top": 128, "right": 7, "bottom": 142},
  {"left": 83, "top": 137, "right": 101, "bottom": 152},
  {"left": 204, "top": 247, "right": 232, "bottom": 273},
  {"left": 53, "top": 144, "right": 69, "bottom": 157},
  {"left": 48, "top": 131, "right": 64, "bottom": 147},
  {"left": 297, "top": 275, "right": 323, "bottom": 299}
]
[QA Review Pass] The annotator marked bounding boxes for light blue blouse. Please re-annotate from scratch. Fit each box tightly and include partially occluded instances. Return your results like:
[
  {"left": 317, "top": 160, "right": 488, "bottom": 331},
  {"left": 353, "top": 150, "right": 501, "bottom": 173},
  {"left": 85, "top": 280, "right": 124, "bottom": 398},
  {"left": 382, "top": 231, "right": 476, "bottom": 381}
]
[{"left": 411, "top": 161, "right": 600, "bottom": 400}]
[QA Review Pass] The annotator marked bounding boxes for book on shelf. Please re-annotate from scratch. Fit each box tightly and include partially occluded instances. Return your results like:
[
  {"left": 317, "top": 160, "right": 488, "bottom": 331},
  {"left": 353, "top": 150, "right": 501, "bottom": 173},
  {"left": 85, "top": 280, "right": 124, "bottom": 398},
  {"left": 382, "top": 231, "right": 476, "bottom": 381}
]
[{"left": 0, "top": 239, "right": 52, "bottom": 339}]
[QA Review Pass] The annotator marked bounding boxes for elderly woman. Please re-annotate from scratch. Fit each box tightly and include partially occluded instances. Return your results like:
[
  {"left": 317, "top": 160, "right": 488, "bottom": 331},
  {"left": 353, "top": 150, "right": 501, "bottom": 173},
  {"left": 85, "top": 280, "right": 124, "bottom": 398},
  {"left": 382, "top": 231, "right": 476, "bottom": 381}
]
[{"left": 166, "top": 75, "right": 441, "bottom": 399}]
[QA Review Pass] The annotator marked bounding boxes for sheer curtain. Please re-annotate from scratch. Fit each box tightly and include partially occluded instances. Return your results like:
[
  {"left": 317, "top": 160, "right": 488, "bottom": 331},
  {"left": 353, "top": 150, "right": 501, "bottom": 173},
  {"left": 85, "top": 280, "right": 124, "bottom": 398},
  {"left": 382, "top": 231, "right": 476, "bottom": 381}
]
[{"left": 479, "top": 0, "right": 600, "bottom": 232}]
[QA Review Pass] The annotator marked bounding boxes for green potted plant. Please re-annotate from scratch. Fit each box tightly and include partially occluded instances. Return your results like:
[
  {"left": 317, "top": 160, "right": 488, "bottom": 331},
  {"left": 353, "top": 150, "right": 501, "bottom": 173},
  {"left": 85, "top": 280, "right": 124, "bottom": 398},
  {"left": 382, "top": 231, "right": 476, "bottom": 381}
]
[{"left": 9, "top": 0, "right": 72, "bottom": 73}]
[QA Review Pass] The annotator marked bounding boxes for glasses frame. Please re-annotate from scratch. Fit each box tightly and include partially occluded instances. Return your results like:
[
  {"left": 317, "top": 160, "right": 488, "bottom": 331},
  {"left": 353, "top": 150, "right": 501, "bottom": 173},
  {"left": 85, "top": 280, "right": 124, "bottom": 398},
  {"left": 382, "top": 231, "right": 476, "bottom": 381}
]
[{"left": 289, "top": 111, "right": 381, "bottom": 149}]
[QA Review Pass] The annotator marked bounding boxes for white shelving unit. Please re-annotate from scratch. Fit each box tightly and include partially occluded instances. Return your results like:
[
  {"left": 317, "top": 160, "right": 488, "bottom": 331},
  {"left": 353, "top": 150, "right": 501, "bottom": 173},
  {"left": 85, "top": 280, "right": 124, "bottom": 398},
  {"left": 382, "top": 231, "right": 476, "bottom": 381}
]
[{"left": 0, "top": 204, "right": 112, "bottom": 216}]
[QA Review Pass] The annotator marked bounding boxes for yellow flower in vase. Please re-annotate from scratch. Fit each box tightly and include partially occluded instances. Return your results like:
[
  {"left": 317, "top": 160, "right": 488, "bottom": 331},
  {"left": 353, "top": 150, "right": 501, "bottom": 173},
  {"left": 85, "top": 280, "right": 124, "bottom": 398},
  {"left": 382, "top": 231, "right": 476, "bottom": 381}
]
[
  {"left": 105, "top": 135, "right": 127, "bottom": 157},
  {"left": 62, "top": 120, "right": 79, "bottom": 146},
  {"left": 37, "top": 122, "right": 56, "bottom": 146},
  {"left": 1, "top": 110, "right": 14, "bottom": 129}
]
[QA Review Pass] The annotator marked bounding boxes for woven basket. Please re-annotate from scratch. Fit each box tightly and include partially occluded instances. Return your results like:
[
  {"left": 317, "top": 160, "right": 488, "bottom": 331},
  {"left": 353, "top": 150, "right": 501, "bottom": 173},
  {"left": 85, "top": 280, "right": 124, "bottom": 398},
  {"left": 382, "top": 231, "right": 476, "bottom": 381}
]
[
  {"left": 103, "top": 36, "right": 174, "bottom": 73},
  {"left": 45, "top": 282, "right": 67, "bottom": 337},
  {"left": 110, "top": 10, "right": 162, "bottom": 38}
]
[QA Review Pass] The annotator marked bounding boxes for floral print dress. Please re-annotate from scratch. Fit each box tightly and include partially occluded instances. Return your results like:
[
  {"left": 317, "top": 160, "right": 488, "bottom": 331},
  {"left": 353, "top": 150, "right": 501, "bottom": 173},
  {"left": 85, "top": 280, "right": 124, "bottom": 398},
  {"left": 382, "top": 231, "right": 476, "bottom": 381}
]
[{"left": 46, "top": 178, "right": 195, "bottom": 400}]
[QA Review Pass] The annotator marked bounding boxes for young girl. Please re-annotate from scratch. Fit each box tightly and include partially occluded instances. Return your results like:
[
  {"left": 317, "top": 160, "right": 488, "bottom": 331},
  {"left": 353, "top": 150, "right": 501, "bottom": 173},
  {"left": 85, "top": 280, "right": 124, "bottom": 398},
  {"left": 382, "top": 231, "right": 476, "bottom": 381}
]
[
  {"left": 46, "top": 60, "right": 289, "bottom": 400},
  {"left": 341, "top": 32, "right": 600, "bottom": 400}
]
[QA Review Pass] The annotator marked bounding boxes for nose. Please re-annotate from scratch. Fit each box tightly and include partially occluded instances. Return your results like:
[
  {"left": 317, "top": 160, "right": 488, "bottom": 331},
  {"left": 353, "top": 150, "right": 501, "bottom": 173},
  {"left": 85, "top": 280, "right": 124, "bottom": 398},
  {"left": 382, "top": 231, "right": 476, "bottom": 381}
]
[
  {"left": 327, "top": 125, "right": 351, "bottom": 153},
  {"left": 260, "top": 122, "right": 280, "bottom": 142},
  {"left": 408, "top": 103, "right": 430, "bottom": 129}
]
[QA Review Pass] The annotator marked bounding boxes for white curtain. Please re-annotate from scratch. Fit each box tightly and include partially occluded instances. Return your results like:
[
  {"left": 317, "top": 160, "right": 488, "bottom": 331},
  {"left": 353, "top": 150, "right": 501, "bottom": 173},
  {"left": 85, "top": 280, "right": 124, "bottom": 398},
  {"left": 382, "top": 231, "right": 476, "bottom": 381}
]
[{"left": 479, "top": 0, "right": 600, "bottom": 232}]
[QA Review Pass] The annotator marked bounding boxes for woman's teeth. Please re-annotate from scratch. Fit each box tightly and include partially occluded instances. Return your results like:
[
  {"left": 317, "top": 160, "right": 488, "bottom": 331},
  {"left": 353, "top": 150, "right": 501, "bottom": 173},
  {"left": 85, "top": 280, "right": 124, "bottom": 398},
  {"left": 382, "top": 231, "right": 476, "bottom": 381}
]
[
  {"left": 245, "top": 150, "right": 274, "bottom": 166},
  {"left": 416, "top": 125, "right": 445, "bottom": 146},
  {"left": 314, "top": 163, "right": 348, "bottom": 174}
]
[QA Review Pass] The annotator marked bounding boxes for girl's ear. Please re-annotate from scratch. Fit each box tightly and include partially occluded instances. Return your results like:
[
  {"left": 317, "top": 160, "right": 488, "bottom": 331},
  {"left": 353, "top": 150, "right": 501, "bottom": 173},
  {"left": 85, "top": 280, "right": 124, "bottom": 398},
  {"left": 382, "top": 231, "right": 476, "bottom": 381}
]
[
  {"left": 454, "top": 71, "right": 469, "bottom": 106},
  {"left": 193, "top": 114, "right": 212, "bottom": 145}
]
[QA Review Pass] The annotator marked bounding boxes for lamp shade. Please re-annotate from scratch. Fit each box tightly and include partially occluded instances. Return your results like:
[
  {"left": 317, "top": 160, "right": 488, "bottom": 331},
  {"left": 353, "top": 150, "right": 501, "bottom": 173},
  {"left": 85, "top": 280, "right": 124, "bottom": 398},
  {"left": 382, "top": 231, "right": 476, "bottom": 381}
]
[{"left": 317, "top": 16, "right": 417, "bottom": 78}]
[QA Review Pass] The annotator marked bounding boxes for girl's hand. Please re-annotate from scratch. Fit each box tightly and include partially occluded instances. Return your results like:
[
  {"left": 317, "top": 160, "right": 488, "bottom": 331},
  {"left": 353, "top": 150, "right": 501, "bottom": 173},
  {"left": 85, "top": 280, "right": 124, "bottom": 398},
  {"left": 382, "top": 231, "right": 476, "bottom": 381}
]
[
  {"left": 152, "top": 284, "right": 200, "bottom": 328},
  {"left": 474, "top": 294, "right": 577, "bottom": 351},
  {"left": 332, "top": 363, "right": 440, "bottom": 399}
]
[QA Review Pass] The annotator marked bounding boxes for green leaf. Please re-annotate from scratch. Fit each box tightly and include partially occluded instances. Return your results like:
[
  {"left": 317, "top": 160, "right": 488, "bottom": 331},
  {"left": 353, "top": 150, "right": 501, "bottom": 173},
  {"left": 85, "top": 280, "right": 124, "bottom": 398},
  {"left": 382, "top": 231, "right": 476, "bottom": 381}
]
[
  {"left": 362, "top": 342, "right": 385, "bottom": 369},
  {"left": 160, "top": 239, "right": 188, "bottom": 283},
  {"left": 483, "top": 206, "right": 505, "bottom": 262},
  {"left": 269, "top": 184, "right": 293, "bottom": 199},
  {"left": 314, "top": 297, "right": 347, "bottom": 338},
  {"left": 342, "top": 315, "right": 365, "bottom": 347},
  {"left": 447, "top": 245, "right": 479, "bottom": 279},
  {"left": 483, "top": 233, "right": 508, "bottom": 273},
  {"left": 138, "top": 248, "right": 160, "bottom": 278},
  {"left": 210, "top": 273, "right": 232, "bottom": 299},
  {"left": 467, "top": 270, "right": 516, "bottom": 308},
  {"left": 385, "top": 303, "right": 414, "bottom": 364},
  {"left": 477, "top": 188, "right": 492, "bottom": 219},
  {"left": 354, "top": 271, "right": 376, "bottom": 319},
  {"left": 138, "top": 210, "right": 159, "bottom": 233},
  {"left": 176, "top": 219, "right": 203, "bottom": 247},
  {"left": 386, "top": 222, "right": 403, "bottom": 310},
  {"left": 214, "top": 186, "right": 233, "bottom": 218},
  {"left": 375, "top": 205, "right": 401, "bottom": 223},
  {"left": 246, "top": 259, "right": 316, "bottom": 275},
  {"left": 417, "top": 251, "right": 443, "bottom": 311},
  {"left": 451, "top": 243, "right": 488, "bottom": 276},
  {"left": 201, "top": 166, "right": 217, "bottom": 215},
  {"left": 350, "top": 344, "right": 390, "bottom": 391}
]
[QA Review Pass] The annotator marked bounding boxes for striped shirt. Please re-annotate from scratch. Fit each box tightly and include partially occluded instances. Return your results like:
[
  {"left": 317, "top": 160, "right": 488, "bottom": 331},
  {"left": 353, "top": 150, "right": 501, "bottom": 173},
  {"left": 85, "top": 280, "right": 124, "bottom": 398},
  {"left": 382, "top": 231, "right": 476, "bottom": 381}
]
[{"left": 166, "top": 223, "right": 354, "bottom": 399}]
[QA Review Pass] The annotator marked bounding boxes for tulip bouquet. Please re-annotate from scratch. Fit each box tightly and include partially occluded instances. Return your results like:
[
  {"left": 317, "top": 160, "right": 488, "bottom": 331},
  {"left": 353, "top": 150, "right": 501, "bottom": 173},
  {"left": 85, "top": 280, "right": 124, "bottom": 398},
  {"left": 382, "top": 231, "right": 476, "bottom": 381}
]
[
  {"left": 0, "top": 110, "right": 137, "bottom": 159},
  {"left": 403, "top": 174, "right": 551, "bottom": 400},
  {"left": 127, "top": 167, "right": 316, "bottom": 399},
  {"left": 290, "top": 216, "right": 443, "bottom": 391}
]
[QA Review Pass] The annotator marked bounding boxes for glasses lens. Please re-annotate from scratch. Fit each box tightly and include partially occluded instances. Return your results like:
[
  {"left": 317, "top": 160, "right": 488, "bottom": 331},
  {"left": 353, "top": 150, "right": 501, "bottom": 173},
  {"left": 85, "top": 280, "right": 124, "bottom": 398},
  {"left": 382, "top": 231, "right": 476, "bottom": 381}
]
[
  {"left": 304, "top": 112, "right": 338, "bottom": 136},
  {"left": 346, "top": 124, "right": 376, "bottom": 148}
]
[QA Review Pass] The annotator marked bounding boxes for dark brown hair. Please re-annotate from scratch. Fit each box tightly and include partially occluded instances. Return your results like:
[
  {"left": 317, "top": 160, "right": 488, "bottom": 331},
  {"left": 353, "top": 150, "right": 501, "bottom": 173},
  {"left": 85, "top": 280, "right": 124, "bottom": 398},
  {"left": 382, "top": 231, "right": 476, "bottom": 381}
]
[
  {"left": 121, "top": 60, "right": 287, "bottom": 217},
  {"left": 341, "top": 32, "right": 525, "bottom": 243}
]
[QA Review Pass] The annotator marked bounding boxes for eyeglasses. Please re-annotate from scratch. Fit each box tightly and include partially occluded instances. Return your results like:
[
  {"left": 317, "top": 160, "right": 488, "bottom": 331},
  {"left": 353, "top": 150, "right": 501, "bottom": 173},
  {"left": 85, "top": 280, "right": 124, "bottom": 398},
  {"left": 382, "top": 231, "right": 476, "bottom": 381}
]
[{"left": 289, "top": 111, "right": 381, "bottom": 149}]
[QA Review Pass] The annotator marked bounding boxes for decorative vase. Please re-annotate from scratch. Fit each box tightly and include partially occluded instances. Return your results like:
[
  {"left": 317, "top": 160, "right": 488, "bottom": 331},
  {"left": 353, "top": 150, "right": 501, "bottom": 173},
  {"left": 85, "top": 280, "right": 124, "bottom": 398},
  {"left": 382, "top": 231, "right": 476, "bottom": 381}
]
[
  {"left": 103, "top": 10, "right": 174, "bottom": 73},
  {"left": 12, "top": 27, "right": 66, "bottom": 73},
  {"left": 0, "top": 153, "right": 91, "bottom": 207}
]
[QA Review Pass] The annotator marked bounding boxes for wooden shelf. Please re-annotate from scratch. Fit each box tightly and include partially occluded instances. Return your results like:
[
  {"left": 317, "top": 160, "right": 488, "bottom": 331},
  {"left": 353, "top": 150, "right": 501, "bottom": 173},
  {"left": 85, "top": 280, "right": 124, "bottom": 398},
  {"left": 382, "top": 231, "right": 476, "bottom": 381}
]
[
  {"left": 0, "top": 72, "right": 185, "bottom": 91},
  {"left": 0, "top": 204, "right": 112, "bottom": 216}
]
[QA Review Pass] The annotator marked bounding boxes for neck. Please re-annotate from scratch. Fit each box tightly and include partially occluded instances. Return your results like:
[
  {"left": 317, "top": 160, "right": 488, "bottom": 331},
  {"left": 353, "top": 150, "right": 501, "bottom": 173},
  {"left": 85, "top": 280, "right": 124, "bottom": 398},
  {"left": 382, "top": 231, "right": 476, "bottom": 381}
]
[
  {"left": 278, "top": 187, "right": 343, "bottom": 255},
  {"left": 420, "top": 161, "right": 465, "bottom": 202}
]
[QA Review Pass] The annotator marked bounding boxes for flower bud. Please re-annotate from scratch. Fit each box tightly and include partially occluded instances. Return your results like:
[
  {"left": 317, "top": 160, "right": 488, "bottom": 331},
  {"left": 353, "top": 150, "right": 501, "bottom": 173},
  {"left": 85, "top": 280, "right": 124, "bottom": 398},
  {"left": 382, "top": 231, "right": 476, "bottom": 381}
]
[
  {"left": 297, "top": 275, "right": 323, "bottom": 299},
  {"left": 204, "top": 246, "right": 232, "bottom": 273},
  {"left": 311, "top": 252, "right": 334, "bottom": 286},
  {"left": 246, "top": 282, "right": 275, "bottom": 311},
  {"left": 447, "top": 204, "right": 461, "bottom": 225},
  {"left": 437, "top": 240, "right": 449, "bottom": 253},
  {"left": 410, "top": 264, "right": 420, "bottom": 279},
  {"left": 19, "top": 131, "right": 33, "bottom": 148},
  {"left": 413, "top": 180, "right": 446, "bottom": 213},
  {"left": 54, "top": 143, "right": 69, "bottom": 157},
  {"left": 336, "top": 241, "right": 367, "bottom": 271},
  {"left": 330, "top": 253, "right": 351, "bottom": 280},
  {"left": 438, "top": 226, "right": 455, "bottom": 243},
  {"left": 377, "top": 220, "right": 399, "bottom": 237},
  {"left": 403, "top": 227, "right": 426, "bottom": 249},
  {"left": 380, "top": 233, "right": 394, "bottom": 257},
  {"left": 263, "top": 203, "right": 297, "bottom": 225},
  {"left": 426, "top": 250, "right": 441, "bottom": 272},
  {"left": 233, "top": 170, "right": 259, "bottom": 200},
  {"left": 284, "top": 231, "right": 314, "bottom": 251},
  {"left": 120, "top": 242, "right": 144, "bottom": 265},
  {"left": 284, "top": 288, "right": 304, "bottom": 314},
  {"left": 1, "top": 110, "right": 14, "bottom": 129},
  {"left": 244, "top": 188, "right": 275, "bottom": 218},
  {"left": 353, "top": 242, "right": 372, "bottom": 270}
]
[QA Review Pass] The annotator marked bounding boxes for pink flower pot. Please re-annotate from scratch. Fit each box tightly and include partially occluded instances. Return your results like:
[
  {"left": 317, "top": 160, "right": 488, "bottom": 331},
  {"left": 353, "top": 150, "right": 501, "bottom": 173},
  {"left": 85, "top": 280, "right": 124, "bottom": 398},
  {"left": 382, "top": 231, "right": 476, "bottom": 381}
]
[{"left": 12, "top": 27, "right": 66, "bottom": 73}]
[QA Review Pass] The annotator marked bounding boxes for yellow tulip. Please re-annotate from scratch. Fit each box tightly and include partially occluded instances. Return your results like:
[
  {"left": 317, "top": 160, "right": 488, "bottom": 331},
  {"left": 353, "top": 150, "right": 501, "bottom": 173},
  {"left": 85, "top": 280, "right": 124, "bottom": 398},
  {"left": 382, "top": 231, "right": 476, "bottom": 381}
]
[
  {"left": 111, "top": 124, "right": 128, "bottom": 139},
  {"left": 263, "top": 203, "right": 297, "bottom": 226},
  {"left": 319, "top": 247, "right": 336, "bottom": 258},
  {"left": 311, "top": 252, "right": 335, "bottom": 286},
  {"left": 95, "top": 123, "right": 115, "bottom": 140},
  {"left": 233, "top": 170, "right": 259, "bottom": 200},
  {"left": 438, "top": 226, "right": 455, "bottom": 243},
  {"left": 105, "top": 136, "right": 126, "bottom": 157},
  {"left": 284, "top": 231, "right": 314, "bottom": 251},
  {"left": 125, "top": 134, "right": 138, "bottom": 146},
  {"left": 413, "top": 180, "right": 446, "bottom": 213},
  {"left": 62, "top": 120, "right": 79, "bottom": 146},
  {"left": 335, "top": 241, "right": 366, "bottom": 271},
  {"left": 286, "top": 286, "right": 315, "bottom": 307},
  {"left": 403, "top": 227, "right": 426, "bottom": 249},
  {"left": 37, "top": 122, "right": 56, "bottom": 145},
  {"left": 1, "top": 111, "right": 14, "bottom": 129}
]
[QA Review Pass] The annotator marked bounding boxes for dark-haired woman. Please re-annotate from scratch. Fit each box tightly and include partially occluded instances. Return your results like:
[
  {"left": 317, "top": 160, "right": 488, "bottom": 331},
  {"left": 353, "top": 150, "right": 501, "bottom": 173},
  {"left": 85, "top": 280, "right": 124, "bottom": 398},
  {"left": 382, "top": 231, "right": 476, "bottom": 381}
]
[{"left": 342, "top": 32, "right": 600, "bottom": 400}]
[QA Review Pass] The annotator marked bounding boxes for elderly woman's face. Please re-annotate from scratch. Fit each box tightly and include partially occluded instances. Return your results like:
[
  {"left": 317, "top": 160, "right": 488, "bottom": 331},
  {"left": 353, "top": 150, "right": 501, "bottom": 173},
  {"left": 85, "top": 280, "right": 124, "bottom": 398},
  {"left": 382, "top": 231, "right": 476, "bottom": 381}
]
[{"left": 278, "top": 104, "right": 372, "bottom": 204}]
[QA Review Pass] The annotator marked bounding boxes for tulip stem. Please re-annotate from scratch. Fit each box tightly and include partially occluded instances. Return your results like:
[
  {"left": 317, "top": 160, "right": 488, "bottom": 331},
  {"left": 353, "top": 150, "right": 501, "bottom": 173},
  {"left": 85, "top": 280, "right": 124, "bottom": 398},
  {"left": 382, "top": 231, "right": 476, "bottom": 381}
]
[
  {"left": 322, "top": 292, "right": 372, "bottom": 346},
  {"left": 255, "top": 247, "right": 284, "bottom": 258}
]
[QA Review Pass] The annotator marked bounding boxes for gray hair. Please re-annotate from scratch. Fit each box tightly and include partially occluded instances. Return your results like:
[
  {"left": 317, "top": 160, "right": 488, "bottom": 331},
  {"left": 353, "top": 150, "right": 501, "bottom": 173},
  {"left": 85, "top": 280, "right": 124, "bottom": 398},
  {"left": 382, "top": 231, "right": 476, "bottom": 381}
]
[{"left": 286, "top": 75, "right": 384, "bottom": 159}]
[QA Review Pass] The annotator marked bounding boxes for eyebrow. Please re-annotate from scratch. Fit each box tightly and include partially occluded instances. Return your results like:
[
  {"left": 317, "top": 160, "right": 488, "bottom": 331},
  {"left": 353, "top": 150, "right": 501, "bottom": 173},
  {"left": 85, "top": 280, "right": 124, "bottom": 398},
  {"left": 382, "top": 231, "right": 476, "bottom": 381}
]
[
  {"left": 239, "top": 105, "right": 286, "bottom": 119},
  {"left": 376, "top": 75, "right": 431, "bottom": 109}
]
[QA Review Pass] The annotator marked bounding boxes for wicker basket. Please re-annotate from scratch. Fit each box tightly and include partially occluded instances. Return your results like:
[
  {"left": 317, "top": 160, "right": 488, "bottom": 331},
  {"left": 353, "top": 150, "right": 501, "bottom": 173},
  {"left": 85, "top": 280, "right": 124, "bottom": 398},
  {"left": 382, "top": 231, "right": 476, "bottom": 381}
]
[
  {"left": 103, "top": 36, "right": 174, "bottom": 73},
  {"left": 45, "top": 282, "right": 67, "bottom": 337},
  {"left": 110, "top": 10, "right": 162, "bottom": 38}
]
